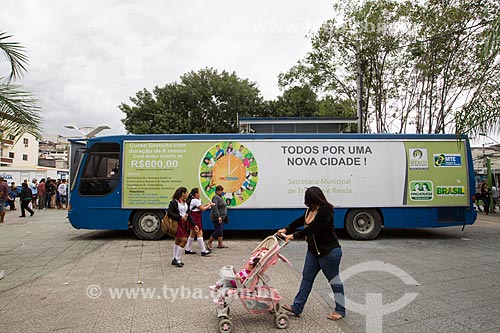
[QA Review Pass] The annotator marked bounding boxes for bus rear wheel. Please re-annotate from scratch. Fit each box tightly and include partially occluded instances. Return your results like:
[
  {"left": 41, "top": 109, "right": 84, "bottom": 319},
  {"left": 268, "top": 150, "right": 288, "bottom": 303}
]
[
  {"left": 345, "top": 209, "right": 382, "bottom": 240},
  {"left": 131, "top": 210, "right": 164, "bottom": 240}
]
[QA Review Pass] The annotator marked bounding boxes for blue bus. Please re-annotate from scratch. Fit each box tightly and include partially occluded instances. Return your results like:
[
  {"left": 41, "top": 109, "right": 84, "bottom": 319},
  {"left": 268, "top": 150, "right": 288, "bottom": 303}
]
[{"left": 68, "top": 133, "right": 477, "bottom": 240}]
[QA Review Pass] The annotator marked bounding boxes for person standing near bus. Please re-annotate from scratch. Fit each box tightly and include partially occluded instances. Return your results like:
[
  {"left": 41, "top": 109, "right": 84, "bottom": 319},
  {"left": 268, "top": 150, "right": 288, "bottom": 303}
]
[
  {"left": 7, "top": 182, "right": 17, "bottom": 210},
  {"left": 481, "top": 182, "right": 492, "bottom": 215},
  {"left": 58, "top": 179, "right": 68, "bottom": 209},
  {"left": 184, "top": 187, "right": 214, "bottom": 256},
  {"left": 29, "top": 179, "right": 38, "bottom": 209},
  {"left": 45, "top": 179, "right": 55, "bottom": 209},
  {"left": 19, "top": 182, "right": 34, "bottom": 217},
  {"left": 278, "top": 186, "right": 346, "bottom": 321},
  {"left": 38, "top": 179, "right": 46, "bottom": 210},
  {"left": 167, "top": 187, "right": 195, "bottom": 268},
  {"left": 207, "top": 185, "right": 228, "bottom": 249},
  {"left": 0, "top": 176, "right": 11, "bottom": 223}
]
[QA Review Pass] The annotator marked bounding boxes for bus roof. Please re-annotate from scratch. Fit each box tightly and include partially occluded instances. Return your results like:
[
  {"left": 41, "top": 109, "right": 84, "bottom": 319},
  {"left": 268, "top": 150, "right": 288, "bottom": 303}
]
[{"left": 74, "top": 133, "right": 469, "bottom": 143}]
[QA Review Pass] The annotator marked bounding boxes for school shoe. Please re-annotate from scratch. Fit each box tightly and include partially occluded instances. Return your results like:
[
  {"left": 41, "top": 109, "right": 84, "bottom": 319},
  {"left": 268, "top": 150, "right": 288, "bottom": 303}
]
[
  {"left": 171, "top": 258, "right": 184, "bottom": 267},
  {"left": 185, "top": 250, "right": 196, "bottom": 255},
  {"left": 201, "top": 250, "right": 212, "bottom": 257}
]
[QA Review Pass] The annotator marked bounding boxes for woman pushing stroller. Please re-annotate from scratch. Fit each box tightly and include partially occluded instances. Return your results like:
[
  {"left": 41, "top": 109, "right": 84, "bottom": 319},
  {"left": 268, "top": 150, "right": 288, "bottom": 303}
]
[{"left": 278, "top": 186, "right": 346, "bottom": 321}]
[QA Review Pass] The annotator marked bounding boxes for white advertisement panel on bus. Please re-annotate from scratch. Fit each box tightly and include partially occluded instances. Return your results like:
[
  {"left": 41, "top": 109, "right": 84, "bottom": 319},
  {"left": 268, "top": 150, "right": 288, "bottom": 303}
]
[{"left": 121, "top": 139, "right": 469, "bottom": 209}]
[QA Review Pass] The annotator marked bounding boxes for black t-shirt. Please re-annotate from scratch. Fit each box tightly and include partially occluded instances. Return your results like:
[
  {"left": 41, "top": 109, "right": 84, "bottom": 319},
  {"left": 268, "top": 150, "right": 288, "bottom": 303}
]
[{"left": 285, "top": 205, "right": 340, "bottom": 257}]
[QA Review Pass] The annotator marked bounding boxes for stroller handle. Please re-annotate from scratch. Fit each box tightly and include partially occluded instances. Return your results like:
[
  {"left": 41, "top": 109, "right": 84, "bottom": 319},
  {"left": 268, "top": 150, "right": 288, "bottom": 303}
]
[{"left": 272, "top": 233, "right": 293, "bottom": 266}]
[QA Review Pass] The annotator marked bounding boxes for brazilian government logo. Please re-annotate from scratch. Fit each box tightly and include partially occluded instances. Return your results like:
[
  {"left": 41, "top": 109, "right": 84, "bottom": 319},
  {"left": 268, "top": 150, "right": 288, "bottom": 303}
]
[
  {"left": 409, "top": 181, "right": 433, "bottom": 201},
  {"left": 436, "top": 186, "right": 465, "bottom": 196},
  {"left": 434, "top": 154, "right": 462, "bottom": 167},
  {"left": 199, "top": 142, "right": 258, "bottom": 207},
  {"left": 409, "top": 148, "right": 428, "bottom": 170}
]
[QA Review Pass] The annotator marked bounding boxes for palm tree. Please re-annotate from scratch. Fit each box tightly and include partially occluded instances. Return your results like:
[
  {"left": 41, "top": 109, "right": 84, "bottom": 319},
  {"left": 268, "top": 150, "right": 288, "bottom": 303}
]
[{"left": 0, "top": 31, "right": 41, "bottom": 139}]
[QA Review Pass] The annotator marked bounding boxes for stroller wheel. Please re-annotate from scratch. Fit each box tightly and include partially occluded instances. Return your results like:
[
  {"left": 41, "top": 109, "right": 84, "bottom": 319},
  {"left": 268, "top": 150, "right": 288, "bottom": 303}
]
[
  {"left": 275, "top": 313, "right": 289, "bottom": 329},
  {"left": 218, "top": 318, "right": 233, "bottom": 333}
]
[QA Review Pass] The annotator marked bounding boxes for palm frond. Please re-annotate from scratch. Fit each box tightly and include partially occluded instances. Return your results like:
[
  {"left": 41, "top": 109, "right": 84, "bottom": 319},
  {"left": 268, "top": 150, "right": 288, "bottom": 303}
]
[
  {"left": 0, "top": 31, "right": 29, "bottom": 83},
  {"left": 0, "top": 83, "right": 42, "bottom": 139}
]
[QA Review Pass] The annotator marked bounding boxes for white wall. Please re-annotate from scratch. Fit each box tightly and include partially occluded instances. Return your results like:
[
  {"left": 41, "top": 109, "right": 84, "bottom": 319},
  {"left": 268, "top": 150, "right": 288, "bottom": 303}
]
[{"left": 9, "top": 133, "right": 39, "bottom": 167}]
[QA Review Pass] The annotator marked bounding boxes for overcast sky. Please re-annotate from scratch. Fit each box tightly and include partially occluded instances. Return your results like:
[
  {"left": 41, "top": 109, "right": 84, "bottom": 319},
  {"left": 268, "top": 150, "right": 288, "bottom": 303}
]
[{"left": 1, "top": 0, "right": 334, "bottom": 137}]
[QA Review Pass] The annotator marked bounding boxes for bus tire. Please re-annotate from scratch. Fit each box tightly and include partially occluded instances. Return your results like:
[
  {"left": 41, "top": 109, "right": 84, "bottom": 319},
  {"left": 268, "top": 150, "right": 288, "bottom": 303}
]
[
  {"left": 131, "top": 210, "right": 165, "bottom": 240},
  {"left": 345, "top": 209, "right": 382, "bottom": 240}
]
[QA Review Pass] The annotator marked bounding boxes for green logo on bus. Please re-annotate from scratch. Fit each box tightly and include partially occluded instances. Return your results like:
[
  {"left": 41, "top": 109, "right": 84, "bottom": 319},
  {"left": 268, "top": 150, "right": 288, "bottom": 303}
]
[
  {"left": 409, "top": 181, "right": 433, "bottom": 201},
  {"left": 436, "top": 186, "right": 465, "bottom": 196},
  {"left": 199, "top": 142, "right": 258, "bottom": 207}
]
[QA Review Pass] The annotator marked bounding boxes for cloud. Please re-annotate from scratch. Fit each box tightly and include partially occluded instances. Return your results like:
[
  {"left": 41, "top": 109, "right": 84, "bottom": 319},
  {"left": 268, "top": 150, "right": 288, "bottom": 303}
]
[{"left": 1, "top": 0, "right": 332, "bottom": 136}]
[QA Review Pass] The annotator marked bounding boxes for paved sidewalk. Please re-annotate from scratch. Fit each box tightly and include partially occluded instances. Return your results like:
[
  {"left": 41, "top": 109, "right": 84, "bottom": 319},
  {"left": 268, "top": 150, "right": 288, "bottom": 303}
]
[
  {"left": 1, "top": 208, "right": 500, "bottom": 332},
  {"left": 0, "top": 209, "right": 345, "bottom": 332}
]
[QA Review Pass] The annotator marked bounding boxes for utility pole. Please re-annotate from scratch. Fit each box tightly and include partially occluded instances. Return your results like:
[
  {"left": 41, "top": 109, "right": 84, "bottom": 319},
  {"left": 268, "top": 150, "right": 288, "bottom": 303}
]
[{"left": 356, "top": 44, "right": 363, "bottom": 133}]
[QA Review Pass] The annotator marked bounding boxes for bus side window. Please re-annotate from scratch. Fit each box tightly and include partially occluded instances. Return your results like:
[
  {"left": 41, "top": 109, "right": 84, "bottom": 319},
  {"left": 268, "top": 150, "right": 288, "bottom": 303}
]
[{"left": 80, "top": 142, "right": 120, "bottom": 196}]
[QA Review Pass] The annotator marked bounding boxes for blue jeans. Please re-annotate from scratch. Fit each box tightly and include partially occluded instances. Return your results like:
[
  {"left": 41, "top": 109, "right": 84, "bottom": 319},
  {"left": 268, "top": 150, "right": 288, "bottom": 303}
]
[
  {"left": 291, "top": 247, "right": 345, "bottom": 316},
  {"left": 211, "top": 221, "right": 224, "bottom": 238}
]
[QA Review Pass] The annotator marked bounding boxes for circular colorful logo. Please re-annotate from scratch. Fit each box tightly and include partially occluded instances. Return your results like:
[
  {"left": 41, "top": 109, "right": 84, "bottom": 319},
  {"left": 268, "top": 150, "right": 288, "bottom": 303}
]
[{"left": 199, "top": 141, "right": 258, "bottom": 207}]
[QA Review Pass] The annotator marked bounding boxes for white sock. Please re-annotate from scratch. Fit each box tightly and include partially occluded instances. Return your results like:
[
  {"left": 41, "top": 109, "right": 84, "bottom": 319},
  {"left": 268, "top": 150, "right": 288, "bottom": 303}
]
[
  {"left": 176, "top": 246, "right": 183, "bottom": 260},
  {"left": 173, "top": 245, "right": 178, "bottom": 259},
  {"left": 198, "top": 238, "right": 207, "bottom": 252},
  {"left": 186, "top": 237, "right": 194, "bottom": 251}
]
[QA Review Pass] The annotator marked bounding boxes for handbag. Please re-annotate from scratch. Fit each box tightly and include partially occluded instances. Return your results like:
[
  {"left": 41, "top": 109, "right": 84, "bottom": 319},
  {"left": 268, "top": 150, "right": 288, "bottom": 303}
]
[
  {"left": 223, "top": 215, "right": 229, "bottom": 224},
  {"left": 161, "top": 214, "right": 178, "bottom": 237}
]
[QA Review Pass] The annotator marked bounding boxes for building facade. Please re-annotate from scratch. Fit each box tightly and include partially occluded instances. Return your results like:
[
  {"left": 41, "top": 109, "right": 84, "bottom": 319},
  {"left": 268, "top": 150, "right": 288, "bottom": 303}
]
[
  {"left": 0, "top": 132, "right": 39, "bottom": 167},
  {"left": 0, "top": 133, "right": 69, "bottom": 185}
]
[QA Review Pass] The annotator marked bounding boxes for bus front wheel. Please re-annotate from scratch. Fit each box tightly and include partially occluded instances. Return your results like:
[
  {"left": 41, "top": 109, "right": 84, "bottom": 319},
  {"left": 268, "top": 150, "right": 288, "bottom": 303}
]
[
  {"left": 131, "top": 210, "right": 165, "bottom": 240},
  {"left": 345, "top": 209, "right": 382, "bottom": 240}
]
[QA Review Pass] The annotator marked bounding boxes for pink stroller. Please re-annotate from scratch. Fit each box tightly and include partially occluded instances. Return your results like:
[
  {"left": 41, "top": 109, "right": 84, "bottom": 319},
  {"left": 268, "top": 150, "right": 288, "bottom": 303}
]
[{"left": 214, "top": 235, "right": 292, "bottom": 332}]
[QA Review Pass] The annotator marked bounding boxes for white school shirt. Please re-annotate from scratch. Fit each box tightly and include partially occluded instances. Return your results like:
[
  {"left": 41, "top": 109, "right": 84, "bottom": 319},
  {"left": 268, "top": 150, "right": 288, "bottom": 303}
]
[
  {"left": 178, "top": 200, "right": 188, "bottom": 216},
  {"left": 190, "top": 198, "right": 202, "bottom": 212}
]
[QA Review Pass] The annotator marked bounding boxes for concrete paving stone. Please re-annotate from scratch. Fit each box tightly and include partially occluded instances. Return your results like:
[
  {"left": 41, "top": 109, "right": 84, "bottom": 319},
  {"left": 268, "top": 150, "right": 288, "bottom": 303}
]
[
  {"left": 422, "top": 316, "right": 476, "bottom": 333},
  {"left": 341, "top": 313, "right": 371, "bottom": 332},
  {"left": 92, "top": 302, "right": 134, "bottom": 332},
  {"left": 0, "top": 320, "right": 25, "bottom": 333},
  {"left": 482, "top": 263, "right": 500, "bottom": 273},
  {"left": 384, "top": 302, "right": 439, "bottom": 327},
  {"left": 0, "top": 254, "right": 18, "bottom": 264},
  {"left": 445, "top": 309, "right": 500, "bottom": 331},
  {"left": 439, "top": 291, "right": 496, "bottom": 310},
  {"left": 385, "top": 320, "right": 440, "bottom": 333},
  {"left": 371, "top": 275, "right": 420, "bottom": 291},
  {"left": 411, "top": 297, "right": 458, "bottom": 315},
  {"left": 131, "top": 300, "right": 169, "bottom": 331},
  {"left": 2, "top": 211, "right": 500, "bottom": 332},
  {"left": 56, "top": 305, "right": 100, "bottom": 332}
]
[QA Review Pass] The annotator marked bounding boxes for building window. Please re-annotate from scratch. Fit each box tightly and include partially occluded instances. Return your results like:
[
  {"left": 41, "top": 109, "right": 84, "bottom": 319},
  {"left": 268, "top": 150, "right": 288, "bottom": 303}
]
[
  {"left": 9, "top": 152, "right": 14, "bottom": 158},
  {"left": 22, "top": 154, "right": 28, "bottom": 161},
  {"left": 23, "top": 138, "right": 29, "bottom": 145}
]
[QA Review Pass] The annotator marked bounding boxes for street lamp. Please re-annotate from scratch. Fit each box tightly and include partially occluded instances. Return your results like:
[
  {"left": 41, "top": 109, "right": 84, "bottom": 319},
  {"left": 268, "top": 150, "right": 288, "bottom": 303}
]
[{"left": 64, "top": 125, "right": 110, "bottom": 138}]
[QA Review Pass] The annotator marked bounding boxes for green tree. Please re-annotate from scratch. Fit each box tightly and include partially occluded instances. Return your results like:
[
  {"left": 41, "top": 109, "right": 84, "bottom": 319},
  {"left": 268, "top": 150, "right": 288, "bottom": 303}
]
[
  {"left": 120, "top": 68, "right": 264, "bottom": 134},
  {"left": 0, "top": 32, "right": 41, "bottom": 139},
  {"left": 279, "top": 0, "right": 411, "bottom": 133},
  {"left": 454, "top": 8, "right": 500, "bottom": 137},
  {"left": 270, "top": 86, "right": 319, "bottom": 117},
  {"left": 280, "top": 0, "right": 500, "bottom": 136}
]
